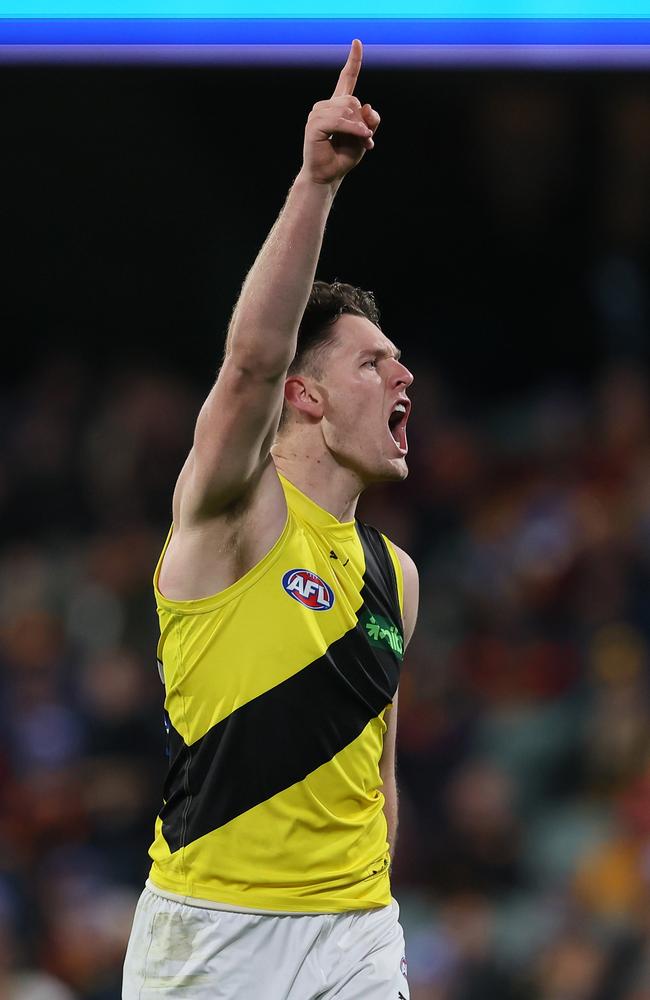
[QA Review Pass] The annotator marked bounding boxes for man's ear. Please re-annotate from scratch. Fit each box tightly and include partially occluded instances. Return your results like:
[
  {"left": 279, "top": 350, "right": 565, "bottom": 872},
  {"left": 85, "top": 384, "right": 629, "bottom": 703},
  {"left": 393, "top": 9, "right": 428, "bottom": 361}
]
[{"left": 284, "top": 376, "right": 324, "bottom": 421}]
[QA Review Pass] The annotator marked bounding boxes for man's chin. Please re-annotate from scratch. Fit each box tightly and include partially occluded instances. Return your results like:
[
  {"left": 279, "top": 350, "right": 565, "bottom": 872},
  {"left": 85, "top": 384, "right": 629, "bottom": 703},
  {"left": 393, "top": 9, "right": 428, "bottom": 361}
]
[
  {"left": 369, "top": 456, "right": 409, "bottom": 484},
  {"left": 389, "top": 456, "right": 409, "bottom": 481},
  {"left": 330, "top": 445, "right": 408, "bottom": 485}
]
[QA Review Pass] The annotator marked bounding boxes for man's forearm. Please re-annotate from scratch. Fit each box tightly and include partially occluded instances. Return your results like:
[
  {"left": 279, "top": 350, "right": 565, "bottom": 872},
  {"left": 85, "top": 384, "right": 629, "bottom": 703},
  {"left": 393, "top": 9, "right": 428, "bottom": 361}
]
[
  {"left": 225, "top": 172, "right": 338, "bottom": 375},
  {"left": 383, "top": 773, "right": 399, "bottom": 860},
  {"left": 222, "top": 41, "right": 376, "bottom": 379}
]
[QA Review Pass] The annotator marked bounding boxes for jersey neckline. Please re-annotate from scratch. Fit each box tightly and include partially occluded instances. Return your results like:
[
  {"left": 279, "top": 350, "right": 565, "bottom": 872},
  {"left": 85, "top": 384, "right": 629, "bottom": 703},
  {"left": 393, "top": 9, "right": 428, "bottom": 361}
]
[{"left": 278, "top": 474, "right": 358, "bottom": 539}]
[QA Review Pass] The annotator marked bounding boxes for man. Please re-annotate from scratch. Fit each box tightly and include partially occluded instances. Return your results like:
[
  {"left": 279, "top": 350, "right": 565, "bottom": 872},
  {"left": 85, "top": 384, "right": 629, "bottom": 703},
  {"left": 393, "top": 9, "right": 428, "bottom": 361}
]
[{"left": 123, "top": 39, "right": 418, "bottom": 1000}]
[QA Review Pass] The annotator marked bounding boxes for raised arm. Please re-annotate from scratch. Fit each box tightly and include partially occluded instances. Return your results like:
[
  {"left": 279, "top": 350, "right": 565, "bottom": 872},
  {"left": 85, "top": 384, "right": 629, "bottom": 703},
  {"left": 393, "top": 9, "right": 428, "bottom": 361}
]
[{"left": 176, "top": 40, "right": 381, "bottom": 524}]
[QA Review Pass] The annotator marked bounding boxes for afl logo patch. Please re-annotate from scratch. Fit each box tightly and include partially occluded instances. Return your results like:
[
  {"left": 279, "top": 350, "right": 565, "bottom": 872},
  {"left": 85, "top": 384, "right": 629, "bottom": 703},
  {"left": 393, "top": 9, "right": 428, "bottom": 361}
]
[{"left": 282, "top": 569, "right": 335, "bottom": 611}]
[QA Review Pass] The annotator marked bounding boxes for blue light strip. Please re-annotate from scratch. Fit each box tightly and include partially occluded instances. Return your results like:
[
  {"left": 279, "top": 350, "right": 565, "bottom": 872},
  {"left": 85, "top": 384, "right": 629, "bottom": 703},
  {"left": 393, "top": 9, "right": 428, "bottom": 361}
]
[
  {"left": 4, "top": 0, "right": 650, "bottom": 14},
  {"left": 2, "top": 17, "right": 650, "bottom": 43}
]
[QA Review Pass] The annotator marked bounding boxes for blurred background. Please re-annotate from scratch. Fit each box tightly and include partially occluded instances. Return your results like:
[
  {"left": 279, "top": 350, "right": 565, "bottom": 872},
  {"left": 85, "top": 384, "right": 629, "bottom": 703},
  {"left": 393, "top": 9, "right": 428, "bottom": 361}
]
[{"left": 3, "top": 58, "right": 650, "bottom": 999}]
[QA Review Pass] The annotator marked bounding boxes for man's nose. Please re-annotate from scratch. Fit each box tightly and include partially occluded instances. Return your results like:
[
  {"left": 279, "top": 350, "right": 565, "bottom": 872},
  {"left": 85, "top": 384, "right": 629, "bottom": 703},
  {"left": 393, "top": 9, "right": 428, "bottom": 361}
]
[{"left": 390, "top": 360, "right": 414, "bottom": 389}]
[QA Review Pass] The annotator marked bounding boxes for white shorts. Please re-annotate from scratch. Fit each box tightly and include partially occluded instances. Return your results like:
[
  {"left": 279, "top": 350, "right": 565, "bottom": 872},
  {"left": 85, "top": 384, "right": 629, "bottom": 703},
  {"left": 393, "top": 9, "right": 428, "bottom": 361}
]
[{"left": 122, "top": 885, "right": 409, "bottom": 999}]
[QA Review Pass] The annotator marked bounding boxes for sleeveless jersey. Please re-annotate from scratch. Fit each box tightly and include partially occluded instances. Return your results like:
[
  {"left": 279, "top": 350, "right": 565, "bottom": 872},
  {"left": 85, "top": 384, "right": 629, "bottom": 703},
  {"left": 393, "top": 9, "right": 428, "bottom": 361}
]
[{"left": 148, "top": 474, "right": 404, "bottom": 913}]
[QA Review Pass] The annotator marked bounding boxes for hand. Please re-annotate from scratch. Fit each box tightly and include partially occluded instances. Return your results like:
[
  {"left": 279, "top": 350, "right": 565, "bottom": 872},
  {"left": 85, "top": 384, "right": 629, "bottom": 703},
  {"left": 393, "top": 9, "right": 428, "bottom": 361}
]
[{"left": 300, "top": 39, "right": 381, "bottom": 187}]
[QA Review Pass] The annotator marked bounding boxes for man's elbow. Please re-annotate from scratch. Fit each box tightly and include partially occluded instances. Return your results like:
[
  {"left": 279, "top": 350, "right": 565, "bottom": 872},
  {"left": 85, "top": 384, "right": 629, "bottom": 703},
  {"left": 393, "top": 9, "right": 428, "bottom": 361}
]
[{"left": 225, "top": 339, "right": 295, "bottom": 384}]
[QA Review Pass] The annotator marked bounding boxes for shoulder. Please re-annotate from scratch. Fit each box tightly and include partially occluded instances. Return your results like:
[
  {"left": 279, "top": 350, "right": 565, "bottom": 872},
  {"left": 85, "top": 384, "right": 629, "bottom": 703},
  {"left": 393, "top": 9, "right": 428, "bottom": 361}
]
[
  {"left": 388, "top": 542, "right": 419, "bottom": 648},
  {"left": 390, "top": 543, "right": 418, "bottom": 590}
]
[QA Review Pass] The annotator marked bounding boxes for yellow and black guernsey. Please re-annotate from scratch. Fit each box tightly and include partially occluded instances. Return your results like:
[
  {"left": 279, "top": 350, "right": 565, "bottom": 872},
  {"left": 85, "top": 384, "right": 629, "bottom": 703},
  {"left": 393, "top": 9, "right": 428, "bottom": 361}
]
[{"left": 148, "top": 473, "right": 404, "bottom": 913}]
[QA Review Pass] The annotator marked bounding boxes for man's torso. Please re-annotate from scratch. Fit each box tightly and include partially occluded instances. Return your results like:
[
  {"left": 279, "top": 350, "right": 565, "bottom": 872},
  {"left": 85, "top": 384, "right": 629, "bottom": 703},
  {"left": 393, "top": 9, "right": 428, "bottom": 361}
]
[{"left": 149, "top": 474, "right": 404, "bottom": 912}]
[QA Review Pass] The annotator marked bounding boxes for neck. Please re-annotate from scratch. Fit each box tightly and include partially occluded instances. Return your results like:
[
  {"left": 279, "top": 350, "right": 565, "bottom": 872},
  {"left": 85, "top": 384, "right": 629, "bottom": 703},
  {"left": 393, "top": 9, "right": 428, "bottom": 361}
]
[{"left": 271, "top": 434, "right": 363, "bottom": 523}]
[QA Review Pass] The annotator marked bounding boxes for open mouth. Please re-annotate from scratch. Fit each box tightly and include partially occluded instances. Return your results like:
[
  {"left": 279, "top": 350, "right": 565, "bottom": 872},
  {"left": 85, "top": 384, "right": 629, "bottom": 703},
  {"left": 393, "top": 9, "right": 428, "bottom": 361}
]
[{"left": 388, "top": 401, "right": 410, "bottom": 455}]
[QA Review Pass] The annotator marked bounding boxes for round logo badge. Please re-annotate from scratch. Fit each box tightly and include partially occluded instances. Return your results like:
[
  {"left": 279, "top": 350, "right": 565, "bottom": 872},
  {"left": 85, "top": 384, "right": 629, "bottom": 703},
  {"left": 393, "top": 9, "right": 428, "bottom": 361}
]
[{"left": 282, "top": 569, "right": 335, "bottom": 611}]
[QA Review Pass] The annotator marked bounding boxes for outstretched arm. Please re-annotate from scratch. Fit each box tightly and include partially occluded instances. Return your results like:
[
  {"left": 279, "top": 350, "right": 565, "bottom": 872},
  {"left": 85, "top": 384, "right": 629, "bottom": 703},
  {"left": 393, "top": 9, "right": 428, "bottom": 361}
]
[{"left": 176, "top": 40, "right": 381, "bottom": 524}]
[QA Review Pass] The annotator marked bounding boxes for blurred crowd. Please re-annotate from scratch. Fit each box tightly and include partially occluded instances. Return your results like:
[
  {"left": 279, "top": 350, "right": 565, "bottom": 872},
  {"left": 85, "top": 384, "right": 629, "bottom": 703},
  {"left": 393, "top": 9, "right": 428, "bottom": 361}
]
[{"left": 3, "top": 356, "right": 650, "bottom": 1000}]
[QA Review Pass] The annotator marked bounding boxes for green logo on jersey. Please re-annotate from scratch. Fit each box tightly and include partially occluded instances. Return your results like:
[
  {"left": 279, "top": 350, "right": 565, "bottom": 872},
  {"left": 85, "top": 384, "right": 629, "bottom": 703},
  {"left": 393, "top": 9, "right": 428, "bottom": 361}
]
[{"left": 363, "top": 612, "right": 404, "bottom": 659}]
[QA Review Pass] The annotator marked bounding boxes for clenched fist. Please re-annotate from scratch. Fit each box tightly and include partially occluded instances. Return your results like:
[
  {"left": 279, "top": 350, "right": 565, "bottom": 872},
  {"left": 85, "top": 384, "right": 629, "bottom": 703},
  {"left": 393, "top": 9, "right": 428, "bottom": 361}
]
[{"left": 301, "top": 39, "right": 380, "bottom": 187}]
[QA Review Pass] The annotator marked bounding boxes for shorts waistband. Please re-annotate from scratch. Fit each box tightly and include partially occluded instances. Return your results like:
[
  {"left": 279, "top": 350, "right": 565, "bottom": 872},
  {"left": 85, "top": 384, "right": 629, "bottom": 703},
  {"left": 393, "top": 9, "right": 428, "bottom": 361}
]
[{"left": 145, "top": 879, "right": 340, "bottom": 916}]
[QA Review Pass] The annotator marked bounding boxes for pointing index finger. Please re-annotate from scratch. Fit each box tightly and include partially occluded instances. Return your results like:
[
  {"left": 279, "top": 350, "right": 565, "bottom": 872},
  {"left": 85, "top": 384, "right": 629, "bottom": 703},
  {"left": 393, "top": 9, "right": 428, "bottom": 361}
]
[{"left": 332, "top": 38, "right": 363, "bottom": 98}]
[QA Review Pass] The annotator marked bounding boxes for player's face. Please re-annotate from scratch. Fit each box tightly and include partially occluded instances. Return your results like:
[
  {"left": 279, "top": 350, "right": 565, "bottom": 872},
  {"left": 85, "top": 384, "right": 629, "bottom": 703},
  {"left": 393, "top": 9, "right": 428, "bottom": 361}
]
[{"left": 318, "top": 314, "right": 413, "bottom": 484}]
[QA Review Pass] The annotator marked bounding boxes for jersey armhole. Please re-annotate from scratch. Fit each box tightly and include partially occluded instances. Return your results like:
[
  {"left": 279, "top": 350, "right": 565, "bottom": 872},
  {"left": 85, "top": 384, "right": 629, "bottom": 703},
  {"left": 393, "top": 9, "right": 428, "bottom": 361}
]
[{"left": 152, "top": 509, "right": 292, "bottom": 615}]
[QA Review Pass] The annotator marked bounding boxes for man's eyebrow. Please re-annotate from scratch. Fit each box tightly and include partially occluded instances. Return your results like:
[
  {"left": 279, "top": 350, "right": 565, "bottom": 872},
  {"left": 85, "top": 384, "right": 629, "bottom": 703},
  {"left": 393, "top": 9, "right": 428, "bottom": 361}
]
[{"left": 359, "top": 345, "right": 402, "bottom": 361}]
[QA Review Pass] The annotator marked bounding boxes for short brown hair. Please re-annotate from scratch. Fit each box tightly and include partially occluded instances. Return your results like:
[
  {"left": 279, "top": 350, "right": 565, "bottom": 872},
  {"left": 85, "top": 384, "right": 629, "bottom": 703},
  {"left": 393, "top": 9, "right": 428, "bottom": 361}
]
[
  {"left": 278, "top": 280, "right": 380, "bottom": 429},
  {"left": 289, "top": 280, "right": 380, "bottom": 378}
]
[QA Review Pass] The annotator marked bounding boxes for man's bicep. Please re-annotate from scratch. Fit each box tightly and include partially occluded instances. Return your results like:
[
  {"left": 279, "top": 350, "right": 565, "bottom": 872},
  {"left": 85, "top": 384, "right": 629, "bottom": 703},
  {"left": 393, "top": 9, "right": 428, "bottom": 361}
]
[
  {"left": 183, "top": 358, "right": 286, "bottom": 519},
  {"left": 392, "top": 544, "right": 419, "bottom": 647}
]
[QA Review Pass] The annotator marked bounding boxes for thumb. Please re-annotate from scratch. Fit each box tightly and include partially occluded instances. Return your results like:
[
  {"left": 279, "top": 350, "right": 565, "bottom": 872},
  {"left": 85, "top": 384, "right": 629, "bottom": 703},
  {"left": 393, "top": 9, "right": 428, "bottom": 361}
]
[{"left": 361, "top": 103, "right": 381, "bottom": 133}]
